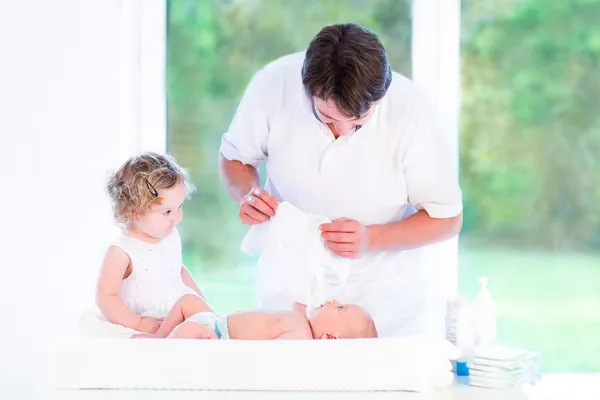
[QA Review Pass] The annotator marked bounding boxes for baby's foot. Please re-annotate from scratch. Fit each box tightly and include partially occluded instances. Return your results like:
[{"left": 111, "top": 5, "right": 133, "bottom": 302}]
[{"left": 131, "top": 333, "right": 158, "bottom": 339}]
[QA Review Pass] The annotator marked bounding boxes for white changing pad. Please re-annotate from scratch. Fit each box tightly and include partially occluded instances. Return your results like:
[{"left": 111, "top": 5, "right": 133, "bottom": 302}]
[
  {"left": 52, "top": 336, "right": 459, "bottom": 392},
  {"left": 77, "top": 310, "right": 143, "bottom": 338}
]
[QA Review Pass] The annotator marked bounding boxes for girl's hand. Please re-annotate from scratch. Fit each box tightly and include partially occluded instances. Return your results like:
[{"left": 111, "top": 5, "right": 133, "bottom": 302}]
[{"left": 137, "top": 317, "right": 162, "bottom": 334}]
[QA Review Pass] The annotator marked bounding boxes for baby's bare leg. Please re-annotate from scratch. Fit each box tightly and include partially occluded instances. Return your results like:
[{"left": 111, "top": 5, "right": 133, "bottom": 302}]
[
  {"left": 169, "top": 320, "right": 218, "bottom": 339},
  {"left": 152, "top": 294, "right": 213, "bottom": 338}
]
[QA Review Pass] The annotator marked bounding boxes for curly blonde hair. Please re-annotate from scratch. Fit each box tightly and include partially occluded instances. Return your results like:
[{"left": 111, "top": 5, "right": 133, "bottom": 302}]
[{"left": 107, "top": 152, "right": 195, "bottom": 225}]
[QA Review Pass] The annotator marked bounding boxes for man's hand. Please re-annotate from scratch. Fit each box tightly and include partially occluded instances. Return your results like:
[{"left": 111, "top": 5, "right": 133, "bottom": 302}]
[
  {"left": 319, "top": 217, "right": 371, "bottom": 259},
  {"left": 239, "top": 187, "right": 278, "bottom": 225},
  {"left": 137, "top": 317, "right": 162, "bottom": 334}
]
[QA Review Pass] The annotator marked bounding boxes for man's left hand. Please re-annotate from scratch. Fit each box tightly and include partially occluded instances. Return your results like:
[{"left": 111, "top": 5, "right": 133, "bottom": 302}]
[{"left": 319, "top": 217, "right": 371, "bottom": 259}]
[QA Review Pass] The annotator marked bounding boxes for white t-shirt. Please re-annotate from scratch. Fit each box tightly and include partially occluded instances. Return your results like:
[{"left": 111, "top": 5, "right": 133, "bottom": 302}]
[{"left": 220, "top": 52, "right": 463, "bottom": 337}]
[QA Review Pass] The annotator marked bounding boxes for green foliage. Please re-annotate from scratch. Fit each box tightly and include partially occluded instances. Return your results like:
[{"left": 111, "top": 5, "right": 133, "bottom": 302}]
[
  {"left": 460, "top": 0, "right": 600, "bottom": 250},
  {"left": 167, "top": 0, "right": 600, "bottom": 266}
]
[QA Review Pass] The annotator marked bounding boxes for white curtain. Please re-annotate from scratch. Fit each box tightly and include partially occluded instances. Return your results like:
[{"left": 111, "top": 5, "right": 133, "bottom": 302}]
[{"left": 0, "top": 0, "right": 165, "bottom": 396}]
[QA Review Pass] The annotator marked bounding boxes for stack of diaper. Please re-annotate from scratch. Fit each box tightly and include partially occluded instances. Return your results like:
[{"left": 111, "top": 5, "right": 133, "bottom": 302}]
[{"left": 467, "top": 343, "right": 541, "bottom": 389}]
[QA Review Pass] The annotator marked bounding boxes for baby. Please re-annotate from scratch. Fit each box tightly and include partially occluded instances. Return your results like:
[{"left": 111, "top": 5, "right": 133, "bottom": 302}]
[
  {"left": 132, "top": 294, "right": 378, "bottom": 340},
  {"left": 96, "top": 152, "right": 209, "bottom": 334}
]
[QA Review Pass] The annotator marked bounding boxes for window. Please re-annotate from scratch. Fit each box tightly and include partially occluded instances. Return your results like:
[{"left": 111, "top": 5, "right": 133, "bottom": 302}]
[
  {"left": 166, "top": 0, "right": 413, "bottom": 313},
  {"left": 458, "top": 0, "right": 600, "bottom": 372},
  {"left": 164, "top": 0, "right": 598, "bottom": 374}
]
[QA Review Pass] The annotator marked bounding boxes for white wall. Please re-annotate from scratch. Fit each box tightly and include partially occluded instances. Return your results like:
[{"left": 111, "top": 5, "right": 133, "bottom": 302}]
[{"left": 0, "top": 0, "right": 125, "bottom": 396}]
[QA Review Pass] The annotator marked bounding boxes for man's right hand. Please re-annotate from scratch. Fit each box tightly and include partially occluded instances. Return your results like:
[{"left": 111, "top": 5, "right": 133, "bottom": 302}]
[{"left": 239, "top": 187, "right": 278, "bottom": 225}]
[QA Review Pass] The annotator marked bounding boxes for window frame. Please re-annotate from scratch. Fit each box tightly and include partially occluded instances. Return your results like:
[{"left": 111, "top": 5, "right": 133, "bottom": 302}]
[
  {"left": 412, "top": 0, "right": 462, "bottom": 298},
  {"left": 119, "top": 0, "right": 167, "bottom": 158}
]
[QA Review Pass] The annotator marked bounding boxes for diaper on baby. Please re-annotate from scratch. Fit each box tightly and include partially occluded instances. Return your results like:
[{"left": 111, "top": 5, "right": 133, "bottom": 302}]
[{"left": 187, "top": 312, "right": 230, "bottom": 339}]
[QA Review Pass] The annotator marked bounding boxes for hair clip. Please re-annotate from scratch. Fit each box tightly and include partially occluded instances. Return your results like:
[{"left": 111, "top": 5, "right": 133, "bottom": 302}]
[{"left": 145, "top": 179, "right": 158, "bottom": 198}]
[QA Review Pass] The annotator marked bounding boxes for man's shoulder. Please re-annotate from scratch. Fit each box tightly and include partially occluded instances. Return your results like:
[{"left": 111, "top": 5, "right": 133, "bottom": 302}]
[
  {"left": 262, "top": 51, "right": 305, "bottom": 72},
  {"left": 386, "top": 71, "right": 422, "bottom": 102},
  {"left": 254, "top": 51, "right": 305, "bottom": 81},
  {"left": 381, "top": 71, "right": 433, "bottom": 116}
]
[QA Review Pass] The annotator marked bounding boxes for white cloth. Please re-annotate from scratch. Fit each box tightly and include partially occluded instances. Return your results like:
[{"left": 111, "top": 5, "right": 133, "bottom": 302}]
[
  {"left": 113, "top": 228, "right": 197, "bottom": 319},
  {"left": 241, "top": 202, "right": 350, "bottom": 313},
  {"left": 220, "top": 51, "right": 462, "bottom": 337}
]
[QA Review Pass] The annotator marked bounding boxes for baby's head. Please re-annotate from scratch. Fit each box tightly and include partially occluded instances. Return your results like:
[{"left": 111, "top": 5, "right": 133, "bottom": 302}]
[
  {"left": 308, "top": 299, "right": 378, "bottom": 339},
  {"left": 107, "top": 152, "right": 194, "bottom": 239}
]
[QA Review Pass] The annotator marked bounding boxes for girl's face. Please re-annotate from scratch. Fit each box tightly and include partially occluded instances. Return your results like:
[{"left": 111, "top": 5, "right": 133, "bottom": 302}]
[{"left": 130, "top": 180, "right": 187, "bottom": 241}]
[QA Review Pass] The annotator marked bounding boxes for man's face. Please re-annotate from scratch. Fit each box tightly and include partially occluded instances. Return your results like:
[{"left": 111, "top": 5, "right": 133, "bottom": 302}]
[{"left": 312, "top": 97, "right": 376, "bottom": 137}]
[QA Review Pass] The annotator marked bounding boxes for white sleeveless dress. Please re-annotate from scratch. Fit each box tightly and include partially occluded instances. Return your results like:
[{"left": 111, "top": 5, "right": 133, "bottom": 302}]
[{"left": 112, "top": 228, "right": 197, "bottom": 318}]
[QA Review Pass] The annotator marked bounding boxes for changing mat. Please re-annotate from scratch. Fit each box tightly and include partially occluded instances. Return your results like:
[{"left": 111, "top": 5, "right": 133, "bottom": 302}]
[
  {"left": 52, "top": 335, "right": 459, "bottom": 392},
  {"left": 77, "top": 310, "right": 144, "bottom": 338}
]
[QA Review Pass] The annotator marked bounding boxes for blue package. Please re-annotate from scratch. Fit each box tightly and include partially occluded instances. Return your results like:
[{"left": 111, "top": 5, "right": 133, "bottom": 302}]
[{"left": 456, "top": 361, "right": 470, "bottom": 376}]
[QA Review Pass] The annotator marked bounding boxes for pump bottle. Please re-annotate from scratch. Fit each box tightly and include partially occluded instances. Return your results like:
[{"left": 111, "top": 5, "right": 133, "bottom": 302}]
[{"left": 474, "top": 277, "right": 497, "bottom": 345}]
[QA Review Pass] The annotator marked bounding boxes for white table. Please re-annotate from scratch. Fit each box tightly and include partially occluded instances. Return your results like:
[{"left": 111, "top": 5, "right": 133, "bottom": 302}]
[
  {"left": 49, "top": 379, "right": 530, "bottom": 400},
  {"left": 8, "top": 372, "right": 599, "bottom": 400}
]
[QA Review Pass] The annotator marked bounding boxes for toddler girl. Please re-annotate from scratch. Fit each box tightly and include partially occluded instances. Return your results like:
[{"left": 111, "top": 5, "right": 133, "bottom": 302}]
[{"left": 96, "top": 152, "right": 211, "bottom": 334}]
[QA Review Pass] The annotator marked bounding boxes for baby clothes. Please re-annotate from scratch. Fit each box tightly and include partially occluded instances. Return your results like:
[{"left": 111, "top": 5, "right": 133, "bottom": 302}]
[
  {"left": 187, "top": 312, "right": 231, "bottom": 339},
  {"left": 241, "top": 202, "right": 351, "bottom": 314},
  {"left": 113, "top": 228, "right": 197, "bottom": 319}
]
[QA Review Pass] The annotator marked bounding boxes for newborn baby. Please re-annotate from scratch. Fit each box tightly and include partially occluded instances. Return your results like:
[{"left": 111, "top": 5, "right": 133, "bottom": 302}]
[{"left": 132, "top": 294, "right": 377, "bottom": 340}]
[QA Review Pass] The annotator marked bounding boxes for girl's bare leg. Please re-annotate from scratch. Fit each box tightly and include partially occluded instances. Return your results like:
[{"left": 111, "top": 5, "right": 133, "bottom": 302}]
[{"left": 132, "top": 294, "right": 213, "bottom": 338}]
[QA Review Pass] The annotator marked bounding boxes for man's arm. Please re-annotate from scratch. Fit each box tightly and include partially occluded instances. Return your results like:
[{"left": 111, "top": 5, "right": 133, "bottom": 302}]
[
  {"left": 320, "top": 211, "right": 462, "bottom": 258},
  {"left": 218, "top": 154, "right": 278, "bottom": 224},
  {"left": 218, "top": 155, "right": 260, "bottom": 204},
  {"left": 367, "top": 210, "right": 462, "bottom": 252}
]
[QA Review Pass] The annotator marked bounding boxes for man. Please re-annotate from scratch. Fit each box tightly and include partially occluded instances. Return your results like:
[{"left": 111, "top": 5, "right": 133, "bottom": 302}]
[{"left": 218, "top": 23, "right": 462, "bottom": 337}]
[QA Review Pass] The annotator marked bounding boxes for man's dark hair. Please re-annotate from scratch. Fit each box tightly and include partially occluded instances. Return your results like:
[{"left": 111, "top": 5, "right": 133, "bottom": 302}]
[{"left": 302, "top": 23, "right": 392, "bottom": 119}]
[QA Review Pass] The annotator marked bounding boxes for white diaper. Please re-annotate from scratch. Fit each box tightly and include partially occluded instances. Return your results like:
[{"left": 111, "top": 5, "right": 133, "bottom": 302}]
[{"left": 187, "top": 312, "right": 231, "bottom": 339}]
